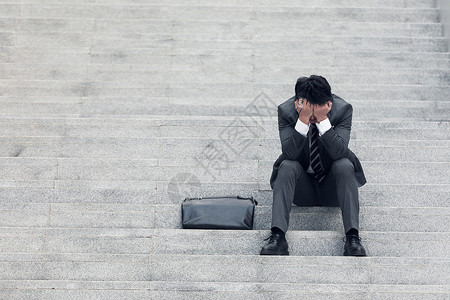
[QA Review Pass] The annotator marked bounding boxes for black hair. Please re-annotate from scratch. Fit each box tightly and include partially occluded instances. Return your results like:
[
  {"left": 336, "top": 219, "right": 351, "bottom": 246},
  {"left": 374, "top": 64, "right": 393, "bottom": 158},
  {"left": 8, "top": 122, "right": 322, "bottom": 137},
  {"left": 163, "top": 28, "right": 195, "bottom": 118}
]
[{"left": 295, "top": 75, "right": 332, "bottom": 105}]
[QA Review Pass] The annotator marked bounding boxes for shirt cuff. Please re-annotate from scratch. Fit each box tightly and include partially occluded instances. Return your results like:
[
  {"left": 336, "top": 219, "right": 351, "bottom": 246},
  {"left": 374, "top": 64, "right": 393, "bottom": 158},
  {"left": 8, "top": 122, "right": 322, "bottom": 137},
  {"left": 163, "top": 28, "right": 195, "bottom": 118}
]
[
  {"left": 316, "top": 118, "right": 332, "bottom": 136},
  {"left": 295, "top": 119, "right": 310, "bottom": 137}
]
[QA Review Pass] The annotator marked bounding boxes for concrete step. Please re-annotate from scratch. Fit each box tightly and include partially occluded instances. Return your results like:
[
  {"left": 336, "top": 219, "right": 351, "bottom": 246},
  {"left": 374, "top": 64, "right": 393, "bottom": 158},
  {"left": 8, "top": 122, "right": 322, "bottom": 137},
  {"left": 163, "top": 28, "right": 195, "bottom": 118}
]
[
  {"left": 137, "top": 0, "right": 437, "bottom": 8},
  {"left": 0, "top": 100, "right": 449, "bottom": 121},
  {"left": 3, "top": 63, "right": 450, "bottom": 75},
  {"left": 80, "top": 100, "right": 450, "bottom": 120},
  {"left": 0, "top": 156, "right": 447, "bottom": 185},
  {"left": 256, "top": 22, "right": 444, "bottom": 38},
  {"left": 106, "top": 36, "right": 448, "bottom": 52},
  {"left": 152, "top": 255, "right": 450, "bottom": 285},
  {"left": 253, "top": 52, "right": 450, "bottom": 69},
  {"left": 1, "top": 17, "right": 444, "bottom": 37},
  {"left": 0, "top": 5, "right": 20, "bottom": 18},
  {"left": 0, "top": 281, "right": 448, "bottom": 300},
  {"left": 96, "top": 21, "right": 444, "bottom": 38},
  {"left": 0, "top": 135, "right": 448, "bottom": 163},
  {"left": 155, "top": 204, "right": 450, "bottom": 232},
  {"left": 3, "top": 50, "right": 448, "bottom": 69},
  {"left": 164, "top": 83, "right": 450, "bottom": 102},
  {"left": 0, "top": 180, "right": 448, "bottom": 207},
  {"left": 4, "top": 0, "right": 436, "bottom": 9},
  {"left": 102, "top": 103, "right": 448, "bottom": 121},
  {"left": 0, "top": 203, "right": 155, "bottom": 229},
  {"left": 1, "top": 80, "right": 449, "bottom": 100},
  {"left": 115, "top": 84, "right": 450, "bottom": 100},
  {"left": 153, "top": 229, "right": 450, "bottom": 257},
  {"left": 2, "top": 67, "right": 449, "bottom": 86},
  {"left": 2, "top": 20, "right": 444, "bottom": 39},
  {"left": 0, "top": 253, "right": 447, "bottom": 285},
  {"left": 1, "top": 200, "right": 448, "bottom": 233},
  {"left": 253, "top": 69, "right": 450, "bottom": 85},
  {"left": 156, "top": 182, "right": 450, "bottom": 207},
  {"left": 0, "top": 117, "right": 447, "bottom": 136},
  {"left": 162, "top": 139, "right": 449, "bottom": 162},
  {"left": 153, "top": 121, "right": 450, "bottom": 141},
  {"left": 0, "top": 227, "right": 448, "bottom": 258},
  {"left": 5, "top": 31, "right": 447, "bottom": 51},
  {"left": 13, "top": 5, "right": 440, "bottom": 22},
  {"left": 9, "top": 0, "right": 438, "bottom": 8},
  {"left": 126, "top": 281, "right": 450, "bottom": 300},
  {"left": 3, "top": 93, "right": 446, "bottom": 105},
  {"left": 0, "top": 175, "right": 448, "bottom": 206},
  {"left": 0, "top": 0, "right": 448, "bottom": 296},
  {"left": 0, "top": 288, "right": 151, "bottom": 300}
]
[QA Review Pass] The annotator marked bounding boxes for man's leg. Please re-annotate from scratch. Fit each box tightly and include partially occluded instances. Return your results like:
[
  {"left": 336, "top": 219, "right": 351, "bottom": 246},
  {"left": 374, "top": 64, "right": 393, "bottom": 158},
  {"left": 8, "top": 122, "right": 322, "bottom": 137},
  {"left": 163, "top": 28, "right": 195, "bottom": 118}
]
[
  {"left": 321, "top": 158, "right": 366, "bottom": 256},
  {"left": 331, "top": 158, "right": 359, "bottom": 233},
  {"left": 320, "top": 158, "right": 359, "bottom": 232},
  {"left": 261, "top": 159, "right": 316, "bottom": 255},
  {"left": 271, "top": 160, "right": 316, "bottom": 233}
]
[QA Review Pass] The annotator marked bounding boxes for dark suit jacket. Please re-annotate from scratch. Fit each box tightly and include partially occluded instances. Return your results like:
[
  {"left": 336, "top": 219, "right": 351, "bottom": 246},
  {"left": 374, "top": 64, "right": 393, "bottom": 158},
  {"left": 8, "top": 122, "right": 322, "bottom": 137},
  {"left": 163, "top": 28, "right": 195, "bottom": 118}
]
[{"left": 269, "top": 94, "right": 366, "bottom": 189}]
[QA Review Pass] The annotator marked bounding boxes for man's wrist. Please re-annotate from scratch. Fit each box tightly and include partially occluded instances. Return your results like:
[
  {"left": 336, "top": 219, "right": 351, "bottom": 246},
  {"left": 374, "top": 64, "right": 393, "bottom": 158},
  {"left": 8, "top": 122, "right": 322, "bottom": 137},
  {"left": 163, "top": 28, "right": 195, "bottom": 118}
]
[
  {"left": 295, "top": 118, "right": 310, "bottom": 137},
  {"left": 316, "top": 118, "right": 332, "bottom": 136},
  {"left": 299, "top": 116, "right": 310, "bottom": 126},
  {"left": 316, "top": 116, "right": 327, "bottom": 123}
]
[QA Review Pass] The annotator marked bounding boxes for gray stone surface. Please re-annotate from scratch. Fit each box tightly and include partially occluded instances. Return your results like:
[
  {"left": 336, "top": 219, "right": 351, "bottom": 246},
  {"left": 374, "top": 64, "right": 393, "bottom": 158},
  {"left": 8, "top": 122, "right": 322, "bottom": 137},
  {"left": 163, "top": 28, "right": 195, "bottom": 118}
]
[
  {"left": 0, "top": 0, "right": 449, "bottom": 298},
  {"left": 48, "top": 203, "right": 155, "bottom": 229},
  {"left": 18, "top": 67, "right": 447, "bottom": 87},
  {"left": 156, "top": 182, "right": 450, "bottom": 207},
  {"left": 0, "top": 290, "right": 151, "bottom": 300},
  {"left": 0, "top": 261, "right": 151, "bottom": 281},
  {"left": 152, "top": 229, "right": 450, "bottom": 257},
  {"left": 153, "top": 204, "right": 450, "bottom": 232},
  {"left": 16, "top": 5, "right": 439, "bottom": 23},
  {"left": 5, "top": 133, "right": 449, "bottom": 162},
  {"left": 149, "top": 255, "right": 450, "bottom": 285},
  {"left": 20, "top": 0, "right": 435, "bottom": 8},
  {"left": 0, "top": 281, "right": 448, "bottom": 300},
  {"left": 439, "top": 0, "right": 450, "bottom": 50}
]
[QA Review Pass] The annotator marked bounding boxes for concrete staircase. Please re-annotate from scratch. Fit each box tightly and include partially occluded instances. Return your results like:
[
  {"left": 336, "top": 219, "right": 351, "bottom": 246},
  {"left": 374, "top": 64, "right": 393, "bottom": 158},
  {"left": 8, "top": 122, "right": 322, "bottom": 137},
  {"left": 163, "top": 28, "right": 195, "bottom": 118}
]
[{"left": 0, "top": 0, "right": 449, "bottom": 299}]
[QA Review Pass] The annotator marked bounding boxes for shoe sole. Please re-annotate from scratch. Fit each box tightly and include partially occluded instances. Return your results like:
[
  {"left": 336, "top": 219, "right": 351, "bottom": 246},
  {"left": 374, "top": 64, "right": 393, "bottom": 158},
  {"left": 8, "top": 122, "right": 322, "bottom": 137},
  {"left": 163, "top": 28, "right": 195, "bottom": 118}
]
[
  {"left": 344, "top": 251, "right": 367, "bottom": 257},
  {"left": 260, "top": 249, "right": 289, "bottom": 256}
]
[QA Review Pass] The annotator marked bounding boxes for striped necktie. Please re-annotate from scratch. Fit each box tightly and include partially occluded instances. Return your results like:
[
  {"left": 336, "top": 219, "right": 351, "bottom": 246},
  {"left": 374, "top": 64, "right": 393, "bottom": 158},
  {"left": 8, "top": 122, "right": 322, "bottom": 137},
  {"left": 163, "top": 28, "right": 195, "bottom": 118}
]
[{"left": 310, "top": 124, "right": 326, "bottom": 183}]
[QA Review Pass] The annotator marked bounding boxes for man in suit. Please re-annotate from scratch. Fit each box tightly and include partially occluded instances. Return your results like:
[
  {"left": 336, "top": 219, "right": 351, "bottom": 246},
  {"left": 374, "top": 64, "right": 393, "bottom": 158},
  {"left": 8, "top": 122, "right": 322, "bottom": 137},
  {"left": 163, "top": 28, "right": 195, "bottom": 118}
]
[{"left": 260, "top": 75, "right": 367, "bottom": 256}]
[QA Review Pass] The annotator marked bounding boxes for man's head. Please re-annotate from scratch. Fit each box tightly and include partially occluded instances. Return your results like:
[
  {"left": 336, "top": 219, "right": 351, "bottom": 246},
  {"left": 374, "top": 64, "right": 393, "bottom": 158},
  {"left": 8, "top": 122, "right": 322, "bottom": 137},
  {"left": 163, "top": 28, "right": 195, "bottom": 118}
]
[{"left": 295, "top": 75, "right": 332, "bottom": 105}]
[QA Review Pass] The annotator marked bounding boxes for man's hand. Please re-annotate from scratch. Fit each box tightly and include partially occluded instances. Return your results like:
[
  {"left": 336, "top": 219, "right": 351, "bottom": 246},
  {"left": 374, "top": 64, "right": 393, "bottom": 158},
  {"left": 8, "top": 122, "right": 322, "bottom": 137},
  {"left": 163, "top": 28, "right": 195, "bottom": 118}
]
[
  {"left": 294, "top": 99, "right": 303, "bottom": 113},
  {"left": 298, "top": 99, "right": 314, "bottom": 125},
  {"left": 313, "top": 101, "right": 332, "bottom": 123}
]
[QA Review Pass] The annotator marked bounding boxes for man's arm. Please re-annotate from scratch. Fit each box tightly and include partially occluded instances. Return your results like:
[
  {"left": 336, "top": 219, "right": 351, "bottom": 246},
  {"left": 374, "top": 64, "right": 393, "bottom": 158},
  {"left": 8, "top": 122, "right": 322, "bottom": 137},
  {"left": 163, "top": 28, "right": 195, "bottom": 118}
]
[
  {"left": 278, "top": 106, "right": 309, "bottom": 161},
  {"left": 319, "top": 104, "right": 353, "bottom": 160}
]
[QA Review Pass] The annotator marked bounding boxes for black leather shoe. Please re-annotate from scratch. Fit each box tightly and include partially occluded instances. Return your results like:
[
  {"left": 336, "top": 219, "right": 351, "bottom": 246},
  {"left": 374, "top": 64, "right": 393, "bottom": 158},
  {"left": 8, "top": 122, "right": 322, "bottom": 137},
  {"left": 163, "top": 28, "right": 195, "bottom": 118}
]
[
  {"left": 260, "top": 233, "right": 289, "bottom": 255},
  {"left": 343, "top": 235, "right": 367, "bottom": 256}
]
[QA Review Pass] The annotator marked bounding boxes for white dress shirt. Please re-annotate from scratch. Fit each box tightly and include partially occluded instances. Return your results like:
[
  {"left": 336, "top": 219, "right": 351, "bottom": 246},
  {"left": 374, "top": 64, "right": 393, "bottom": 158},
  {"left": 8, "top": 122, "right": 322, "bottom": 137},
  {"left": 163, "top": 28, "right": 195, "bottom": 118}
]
[{"left": 294, "top": 118, "right": 332, "bottom": 173}]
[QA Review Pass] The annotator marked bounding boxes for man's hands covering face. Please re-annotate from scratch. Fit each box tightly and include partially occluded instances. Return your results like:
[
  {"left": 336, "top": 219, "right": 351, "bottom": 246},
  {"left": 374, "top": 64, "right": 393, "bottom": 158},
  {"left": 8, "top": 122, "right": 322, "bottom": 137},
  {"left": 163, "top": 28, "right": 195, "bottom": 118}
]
[
  {"left": 296, "top": 99, "right": 332, "bottom": 125},
  {"left": 297, "top": 98, "right": 314, "bottom": 125},
  {"left": 313, "top": 101, "right": 332, "bottom": 123}
]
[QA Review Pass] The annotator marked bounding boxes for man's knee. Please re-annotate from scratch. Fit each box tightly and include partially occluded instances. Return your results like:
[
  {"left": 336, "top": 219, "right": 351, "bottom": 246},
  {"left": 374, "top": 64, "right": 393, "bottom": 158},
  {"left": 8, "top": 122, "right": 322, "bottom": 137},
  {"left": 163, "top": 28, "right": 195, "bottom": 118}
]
[
  {"left": 278, "top": 160, "right": 302, "bottom": 178},
  {"left": 331, "top": 158, "right": 355, "bottom": 177}
]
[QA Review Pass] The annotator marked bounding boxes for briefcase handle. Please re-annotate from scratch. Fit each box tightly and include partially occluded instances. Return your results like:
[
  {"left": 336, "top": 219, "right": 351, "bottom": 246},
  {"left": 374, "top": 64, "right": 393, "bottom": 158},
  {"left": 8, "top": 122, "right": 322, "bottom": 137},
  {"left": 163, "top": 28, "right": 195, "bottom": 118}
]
[{"left": 184, "top": 195, "right": 258, "bottom": 206}]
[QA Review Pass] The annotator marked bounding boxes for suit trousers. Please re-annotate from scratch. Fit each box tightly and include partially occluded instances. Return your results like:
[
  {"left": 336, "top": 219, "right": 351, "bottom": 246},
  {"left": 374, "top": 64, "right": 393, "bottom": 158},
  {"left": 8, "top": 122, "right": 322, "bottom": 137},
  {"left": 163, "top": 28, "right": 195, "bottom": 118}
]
[{"left": 271, "top": 158, "right": 360, "bottom": 234}]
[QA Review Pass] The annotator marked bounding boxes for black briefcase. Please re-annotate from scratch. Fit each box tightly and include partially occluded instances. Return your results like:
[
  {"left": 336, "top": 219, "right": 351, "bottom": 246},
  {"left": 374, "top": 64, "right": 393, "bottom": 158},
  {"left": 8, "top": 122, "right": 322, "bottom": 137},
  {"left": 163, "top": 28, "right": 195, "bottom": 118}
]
[{"left": 181, "top": 196, "right": 258, "bottom": 230}]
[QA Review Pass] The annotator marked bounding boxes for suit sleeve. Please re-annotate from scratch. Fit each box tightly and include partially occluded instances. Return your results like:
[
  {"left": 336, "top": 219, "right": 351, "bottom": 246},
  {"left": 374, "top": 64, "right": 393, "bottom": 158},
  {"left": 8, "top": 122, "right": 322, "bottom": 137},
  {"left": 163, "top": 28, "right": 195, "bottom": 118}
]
[
  {"left": 278, "top": 106, "right": 309, "bottom": 161},
  {"left": 319, "top": 104, "right": 352, "bottom": 160}
]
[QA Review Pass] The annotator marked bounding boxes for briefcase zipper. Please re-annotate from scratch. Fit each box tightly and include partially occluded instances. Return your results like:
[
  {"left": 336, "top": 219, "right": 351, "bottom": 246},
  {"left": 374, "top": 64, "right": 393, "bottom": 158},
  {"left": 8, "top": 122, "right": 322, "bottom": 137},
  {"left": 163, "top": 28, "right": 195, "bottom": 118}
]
[
  {"left": 184, "top": 195, "right": 257, "bottom": 205},
  {"left": 185, "top": 196, "right": 245, "bottom": 200}
]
